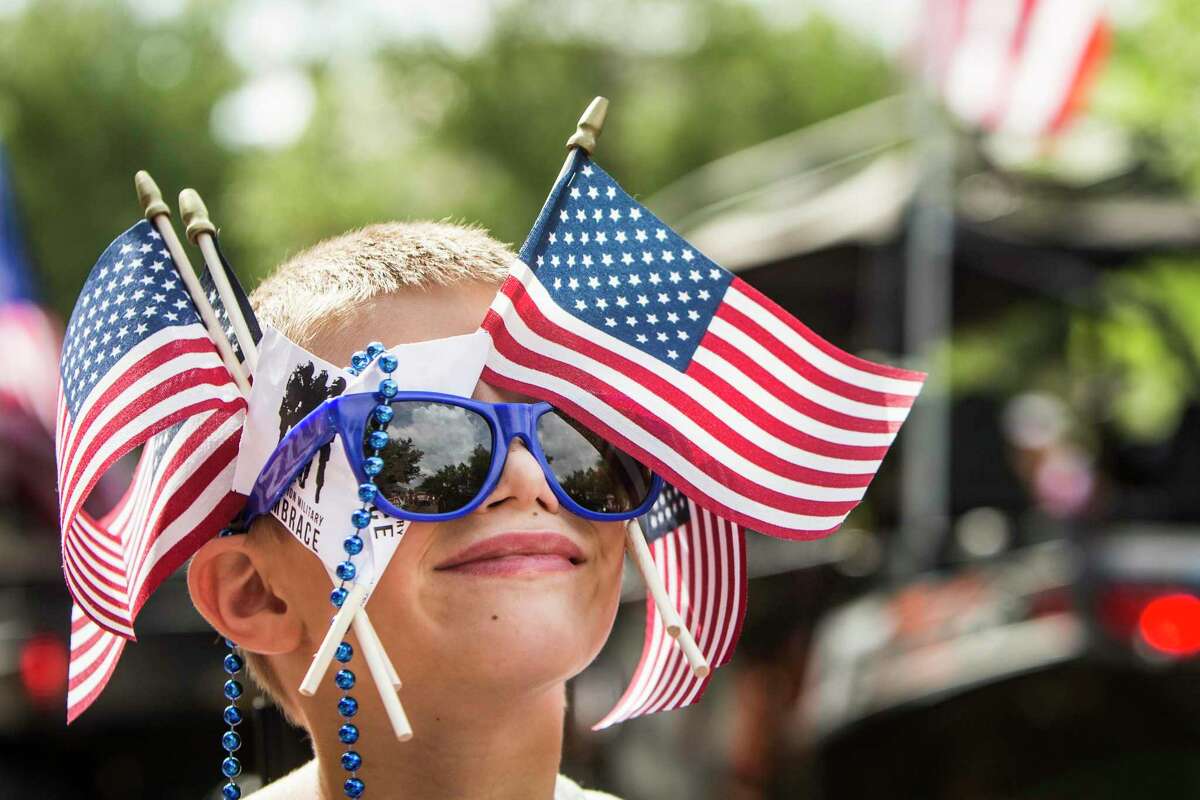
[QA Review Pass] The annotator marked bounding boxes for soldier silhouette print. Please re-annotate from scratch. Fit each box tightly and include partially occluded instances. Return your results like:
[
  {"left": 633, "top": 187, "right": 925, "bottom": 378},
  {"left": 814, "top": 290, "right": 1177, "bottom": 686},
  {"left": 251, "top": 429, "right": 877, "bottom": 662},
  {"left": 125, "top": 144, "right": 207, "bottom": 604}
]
[{"left": 276, "top": 362, "right": 347, "bottom": 503}]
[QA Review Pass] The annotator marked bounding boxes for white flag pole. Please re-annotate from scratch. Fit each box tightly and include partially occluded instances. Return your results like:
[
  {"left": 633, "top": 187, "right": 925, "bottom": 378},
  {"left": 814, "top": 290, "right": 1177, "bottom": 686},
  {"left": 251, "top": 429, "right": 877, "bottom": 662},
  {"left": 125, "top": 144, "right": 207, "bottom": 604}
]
[
  {"left": 626, "top": 519, "right": 709, "bottom": 679},
  {"left": 134, "top": 171, "right": 250, "bottom": 397},
  {"left": 352, "top": 611, "right": 413, "bottom": 741},
  {"left": 178, "top": 189, "right": 260, "bottom": 373}
]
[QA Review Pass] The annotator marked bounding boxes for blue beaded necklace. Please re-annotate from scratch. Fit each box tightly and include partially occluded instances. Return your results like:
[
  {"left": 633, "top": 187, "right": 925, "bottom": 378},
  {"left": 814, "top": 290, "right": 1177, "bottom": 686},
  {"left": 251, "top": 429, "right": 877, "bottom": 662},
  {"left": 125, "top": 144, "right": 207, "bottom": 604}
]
[
  {"left": 217, "top": 340, "right": 397, "bottom": 799},
  {"left": 332, "top": 339, "right": 396, "bottom": 798}
]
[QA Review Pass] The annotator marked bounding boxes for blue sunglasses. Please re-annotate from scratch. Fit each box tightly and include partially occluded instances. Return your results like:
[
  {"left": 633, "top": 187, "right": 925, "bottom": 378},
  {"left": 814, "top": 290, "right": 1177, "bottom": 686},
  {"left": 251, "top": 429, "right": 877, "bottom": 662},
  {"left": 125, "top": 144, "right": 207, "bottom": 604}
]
[{"left": 244, "top": 391, "right": 663, "bottom": 524}]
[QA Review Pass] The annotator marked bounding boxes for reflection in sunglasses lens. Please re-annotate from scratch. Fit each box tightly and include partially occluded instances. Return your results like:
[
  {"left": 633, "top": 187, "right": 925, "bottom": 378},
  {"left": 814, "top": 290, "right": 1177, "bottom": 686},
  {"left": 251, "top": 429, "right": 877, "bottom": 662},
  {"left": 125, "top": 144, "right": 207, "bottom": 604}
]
[
  {"left": 536, "top": 410, "right": 652, "bottom": 513},
  {"left": 366, "top": 402, "right": 493, "bottom": 514}
]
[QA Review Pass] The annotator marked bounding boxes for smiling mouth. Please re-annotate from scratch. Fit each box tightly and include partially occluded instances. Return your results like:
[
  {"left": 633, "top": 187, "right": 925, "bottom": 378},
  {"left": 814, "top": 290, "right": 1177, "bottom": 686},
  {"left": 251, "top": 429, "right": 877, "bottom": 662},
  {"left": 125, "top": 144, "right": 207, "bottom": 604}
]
[{"left": 434, "top": 532, "right": 585, "bottom": 577}]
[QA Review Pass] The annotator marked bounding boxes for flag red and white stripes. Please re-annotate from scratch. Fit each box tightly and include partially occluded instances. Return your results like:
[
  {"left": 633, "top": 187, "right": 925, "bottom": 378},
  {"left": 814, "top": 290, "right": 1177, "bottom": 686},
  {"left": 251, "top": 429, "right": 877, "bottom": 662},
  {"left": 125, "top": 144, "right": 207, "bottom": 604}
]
[
  {"left": 66, "top": 605, "right": 127, "bottom": 723},
  {"left": 56, "top": 220, "right": 247, "bottom": 720},
  {"left": 483, "top": 260, "right": 924, "bottom": 539},
  {"left": 57, "top": 330, "right": 245, "bottom": 640},
  {"left": 595, "top": 499, "right": 745, "bottom": 729},
  {"left": 928, "top": 0, "right": 1110, "bottom": 137},
  {"left": 0, "top": 301, "right": 60, "bottom": 434}
]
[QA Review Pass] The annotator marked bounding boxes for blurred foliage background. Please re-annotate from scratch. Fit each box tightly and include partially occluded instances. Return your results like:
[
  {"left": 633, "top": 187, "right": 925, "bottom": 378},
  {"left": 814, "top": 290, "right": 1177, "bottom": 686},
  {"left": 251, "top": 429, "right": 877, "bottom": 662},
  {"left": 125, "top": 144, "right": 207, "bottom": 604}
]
[{"left": 0, "top": 0, "right": 894, "bottom": 312}]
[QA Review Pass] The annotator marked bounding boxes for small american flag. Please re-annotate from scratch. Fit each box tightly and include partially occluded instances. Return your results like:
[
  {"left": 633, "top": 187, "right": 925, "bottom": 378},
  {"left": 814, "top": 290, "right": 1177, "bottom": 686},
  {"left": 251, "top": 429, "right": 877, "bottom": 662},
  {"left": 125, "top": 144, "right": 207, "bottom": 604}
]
[
  {"left": 595, "top": 484, "right": 745, "bottom": 728},
  {"left": 482, "top": 151, "right": 925, "bottom": 539},
  {"left": 56, "top": 220, "right": 246, "bottom": 721}
]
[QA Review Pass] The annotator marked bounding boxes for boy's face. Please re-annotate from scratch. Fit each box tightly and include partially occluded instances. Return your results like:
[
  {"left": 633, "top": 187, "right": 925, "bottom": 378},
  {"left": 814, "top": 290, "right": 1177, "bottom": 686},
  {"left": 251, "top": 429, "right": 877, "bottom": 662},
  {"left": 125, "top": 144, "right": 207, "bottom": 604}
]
[{"left": 272, "top": 280, "right": 628, "bottom": 704}]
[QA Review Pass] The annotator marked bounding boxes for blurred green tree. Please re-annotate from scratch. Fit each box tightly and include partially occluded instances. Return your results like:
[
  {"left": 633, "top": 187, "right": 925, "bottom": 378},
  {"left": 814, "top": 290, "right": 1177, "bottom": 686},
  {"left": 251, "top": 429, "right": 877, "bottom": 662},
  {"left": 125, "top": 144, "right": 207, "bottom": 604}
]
[{"left": 0, "top": 0, "right": 895, "bottom": 315}]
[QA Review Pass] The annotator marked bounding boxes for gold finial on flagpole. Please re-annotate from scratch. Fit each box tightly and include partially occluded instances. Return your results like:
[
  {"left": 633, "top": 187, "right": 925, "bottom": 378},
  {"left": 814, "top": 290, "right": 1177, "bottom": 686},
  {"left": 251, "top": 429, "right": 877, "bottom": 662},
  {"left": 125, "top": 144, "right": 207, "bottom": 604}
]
[
  {"left": 178, "top": 188, "right": 216, "bottom": 244},
  {"left": 566, "top": 96, "right": 609, "bottom": 154},
  {"left": 134, "top": 170, "right": 170, "bottom": 218}
]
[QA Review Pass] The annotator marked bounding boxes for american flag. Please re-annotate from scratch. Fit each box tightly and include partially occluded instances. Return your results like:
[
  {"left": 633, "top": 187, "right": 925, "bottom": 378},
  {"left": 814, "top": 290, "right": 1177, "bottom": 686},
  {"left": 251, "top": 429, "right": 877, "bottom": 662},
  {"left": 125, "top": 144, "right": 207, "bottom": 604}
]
[
  {"left": 57, "top": 220, "right": 246, "bottom": 721},
  {"left": 0, "top": 142, "right": 59, "bottom": 434},
  {"left": 481, "top": 151, "right": 925, "bottom": 539},
  {"left": 595, "top": 484, "right": 745, "bottom": 729},
  {"left": 926, "top": 0, "right": 1109, "bottom": 137}
]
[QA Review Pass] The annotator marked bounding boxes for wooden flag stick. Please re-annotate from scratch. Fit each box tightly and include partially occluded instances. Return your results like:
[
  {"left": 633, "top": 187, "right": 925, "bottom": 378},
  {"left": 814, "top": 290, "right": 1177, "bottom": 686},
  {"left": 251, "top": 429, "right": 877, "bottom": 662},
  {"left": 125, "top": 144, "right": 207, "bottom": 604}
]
[
  {"left": 299, "top": 582, "right": 368, "bottom": 696},
  {"left": 352, "top": 611, "right": 413, "bottom": 741},
  {"left": 358, "top": 608, "right": 401, "bottom": 688},
  {"left": 133, "top": 171, "right": 251, "bottom": 397},
  {"left": 178, "top": 188, "right": 260, "bottom": 372},
  {"left": 625, "top": 519, "right": 710, "bottom": 679}
]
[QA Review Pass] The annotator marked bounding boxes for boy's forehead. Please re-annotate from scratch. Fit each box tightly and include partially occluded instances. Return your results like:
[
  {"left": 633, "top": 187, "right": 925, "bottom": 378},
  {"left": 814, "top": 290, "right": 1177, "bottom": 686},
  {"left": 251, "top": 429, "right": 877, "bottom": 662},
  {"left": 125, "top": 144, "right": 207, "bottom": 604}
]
[{"left": 311, "top": 280, "right": 500, "bottom": 367}]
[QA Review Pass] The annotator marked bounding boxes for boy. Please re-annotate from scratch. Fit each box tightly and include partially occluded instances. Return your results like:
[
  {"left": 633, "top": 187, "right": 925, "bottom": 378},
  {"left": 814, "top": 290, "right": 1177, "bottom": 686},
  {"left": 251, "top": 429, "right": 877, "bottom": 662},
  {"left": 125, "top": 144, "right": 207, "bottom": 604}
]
[{"left": 188, "top": 220, "right": 624, "bottom": 799}]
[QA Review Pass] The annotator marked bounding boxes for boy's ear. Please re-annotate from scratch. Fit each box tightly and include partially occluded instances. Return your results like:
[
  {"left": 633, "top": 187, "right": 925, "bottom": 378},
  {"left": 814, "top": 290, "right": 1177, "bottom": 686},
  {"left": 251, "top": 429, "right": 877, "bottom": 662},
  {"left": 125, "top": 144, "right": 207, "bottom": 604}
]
[{"left": 187, "top": 533, "right": 303, "bottom": 656}]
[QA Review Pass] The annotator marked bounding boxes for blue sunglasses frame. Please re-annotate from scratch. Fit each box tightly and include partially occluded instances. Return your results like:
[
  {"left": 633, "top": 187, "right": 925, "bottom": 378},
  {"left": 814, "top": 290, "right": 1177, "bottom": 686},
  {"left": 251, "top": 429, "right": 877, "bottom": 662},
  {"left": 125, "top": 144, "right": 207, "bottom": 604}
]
[{"left": 242, "top": 390, "right": 663, "bottom": 525}]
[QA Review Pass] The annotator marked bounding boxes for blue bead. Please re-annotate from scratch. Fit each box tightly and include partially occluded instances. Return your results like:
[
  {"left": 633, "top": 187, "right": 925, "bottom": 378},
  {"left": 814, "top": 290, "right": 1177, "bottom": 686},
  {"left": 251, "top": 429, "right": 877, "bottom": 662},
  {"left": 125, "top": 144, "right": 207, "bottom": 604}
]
[
  {"left": 224, "top": 638, "right": 237, "bottom": 649},
  {"left": 351, "top": 509, "right": 372, "bottom": 529},
  {"left": 341, "top": 750, "right": 363, "bottom": 771},
  {"left": 335, "top": 642, "right": 354, "bottom": 663},
  {"left": 363, "top": 456, "right": 384, "bottom": 476},
  {"left": 222, "top": 783, "right": 242, "bottom": 800},
  {"left": 221, "top": 756, "right": 242, "bottom": 778},
  {"left": 378, "top": 354, "right": 398, "bottom": 374},
  {"left": 372, "top": 404, "right": 394, "bottom": 424},
  {"left": 367, "top": 430, "right": 389, "bottom": 451},
  {"left": 343, "top": 535, "right": 364, "bottom": 556},
  {"left": 338, "top": 696, "right": 359, "bottom": 718},
  {"left": 335, "top": 668, "right": 356, "bottom": 690},
  {"left": 347, "top": 366, "right": 360, "bottom": 377},
  {"left": 222, "top": 730, "right": 242, "bottom": 752},
  {"left": 223, "top": 680, "right": 243, "bottom": 700},
  {"left": 223, "top": 705, "right": 243, "bottom": 726},
  {"left": 338, "top": 723, "right": 360, "bottom": 744},
  {"left": 330, "top": 587, "right": 349, "bottom": 608},
  {"left": 223, "top": 653, "right": 244, "bottom": 674},
  {"left": 377, "top": 378, "right": 399, "bottom": 398},
  {"left": 357, "top": 482, "right": 378, "bottom": 503},
  {"left": 366, "top": 342, "right": 385, "bottom": 358},
  {"left": 350, "top": 351, "right": 370, "bottom": 371},
  {"left": 336, "top": 561, "right": 357, "bottom": 581},
  {"left": 344, "top": 777, "right": 365, "bottom": 798}
]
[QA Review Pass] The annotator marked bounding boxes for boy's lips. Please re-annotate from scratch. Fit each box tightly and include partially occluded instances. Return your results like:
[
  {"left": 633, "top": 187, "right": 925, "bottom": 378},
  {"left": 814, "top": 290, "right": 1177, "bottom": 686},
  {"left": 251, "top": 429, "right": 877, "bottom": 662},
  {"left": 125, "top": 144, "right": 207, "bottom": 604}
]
[{"left": 434, "top": 532, "right": 585, "bottom": 576}]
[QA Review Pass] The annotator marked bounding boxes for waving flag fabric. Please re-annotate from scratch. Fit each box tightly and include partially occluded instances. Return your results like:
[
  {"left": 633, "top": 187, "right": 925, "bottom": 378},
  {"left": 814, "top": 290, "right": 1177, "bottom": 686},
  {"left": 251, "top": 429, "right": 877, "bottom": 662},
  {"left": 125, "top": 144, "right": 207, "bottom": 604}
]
[
  {"left": 481, "top": 150, "right": 925, "bottom": 539},
  {"left": 927, "top": 0, "right": 1109, "bottom": 137},
  {"left": 57, "top": 220, "right": 247, "bottom": 721},
  {"left": 595, "top": 484, "right": 745, "bottom": 729}
]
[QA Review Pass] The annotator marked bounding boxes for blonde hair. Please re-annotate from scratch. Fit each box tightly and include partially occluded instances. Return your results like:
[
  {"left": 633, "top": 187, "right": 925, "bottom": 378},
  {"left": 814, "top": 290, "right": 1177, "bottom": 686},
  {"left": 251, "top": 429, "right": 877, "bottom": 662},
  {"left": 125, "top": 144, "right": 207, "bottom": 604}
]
[
  {"left": 250, "top": 219, "right": 514, "bottom": 350},
  {"left": 239, "top": 219, "right": 513, "bottom": 718}
]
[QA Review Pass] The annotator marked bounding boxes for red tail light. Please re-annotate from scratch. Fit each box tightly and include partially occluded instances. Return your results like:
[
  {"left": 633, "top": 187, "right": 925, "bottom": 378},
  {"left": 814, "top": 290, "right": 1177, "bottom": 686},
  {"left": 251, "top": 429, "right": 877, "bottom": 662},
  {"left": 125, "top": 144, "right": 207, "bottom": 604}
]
[
  {"left": 1138, "top": 593, "right": 1200, "bottom": 657},
  {"left": 19, "top": 633, "right": 69, "bottom": 707}
]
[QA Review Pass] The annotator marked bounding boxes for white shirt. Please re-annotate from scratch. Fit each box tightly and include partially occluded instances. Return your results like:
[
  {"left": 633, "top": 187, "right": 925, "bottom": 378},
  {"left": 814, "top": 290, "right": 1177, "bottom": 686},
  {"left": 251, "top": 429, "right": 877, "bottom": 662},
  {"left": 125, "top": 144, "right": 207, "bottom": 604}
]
[{"left": 555, "top": 773, "right": 623, "bottom": 800}]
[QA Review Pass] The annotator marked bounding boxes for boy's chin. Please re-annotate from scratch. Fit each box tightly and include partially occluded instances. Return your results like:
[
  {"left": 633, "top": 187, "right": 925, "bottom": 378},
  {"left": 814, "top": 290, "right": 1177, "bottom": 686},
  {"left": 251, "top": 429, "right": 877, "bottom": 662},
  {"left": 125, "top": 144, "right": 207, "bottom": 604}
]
[{"left": 416, "top": 600, "right": 612, "bottom": 690}]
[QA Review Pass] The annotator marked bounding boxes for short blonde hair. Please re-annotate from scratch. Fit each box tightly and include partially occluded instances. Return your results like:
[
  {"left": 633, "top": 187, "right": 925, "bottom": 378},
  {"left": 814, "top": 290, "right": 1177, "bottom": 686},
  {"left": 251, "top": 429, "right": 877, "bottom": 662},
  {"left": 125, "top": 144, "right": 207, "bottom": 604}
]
[
  {"left": 240, "top": 219, "right": 513, "bottom": 718},
  {"left": 250, "top": 219, "right": 514, "bottom": 350}
]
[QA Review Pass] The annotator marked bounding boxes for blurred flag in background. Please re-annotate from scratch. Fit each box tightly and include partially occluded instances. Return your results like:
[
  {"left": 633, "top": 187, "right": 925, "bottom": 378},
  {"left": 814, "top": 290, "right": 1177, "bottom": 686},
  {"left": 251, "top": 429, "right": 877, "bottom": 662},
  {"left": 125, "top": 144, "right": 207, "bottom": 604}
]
[
  {"left": 924, "top": 0, "right": 1110, "bottom": 137},
  {"left": 0, "top": 142, "right": 61, "bottom": 523},
  {"left": 0, "top": 143, "right": 60, "bottom": 435}
]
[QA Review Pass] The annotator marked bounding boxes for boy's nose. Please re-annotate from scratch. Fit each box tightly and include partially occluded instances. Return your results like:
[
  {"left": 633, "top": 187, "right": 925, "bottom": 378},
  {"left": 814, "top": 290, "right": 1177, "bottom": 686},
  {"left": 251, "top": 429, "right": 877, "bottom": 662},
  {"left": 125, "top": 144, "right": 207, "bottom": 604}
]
[{"left": 476, "top": 437, "right": 560, "bottom": 514}]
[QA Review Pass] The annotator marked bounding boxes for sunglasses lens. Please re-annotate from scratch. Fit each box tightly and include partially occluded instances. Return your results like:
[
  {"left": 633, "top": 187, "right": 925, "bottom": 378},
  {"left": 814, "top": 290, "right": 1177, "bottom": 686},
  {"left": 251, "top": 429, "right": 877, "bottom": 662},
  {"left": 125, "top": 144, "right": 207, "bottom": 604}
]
[
  {"left": 536, "top": 410, "right": 653, "bottom": 514},
  {"left": 367, "top": 401, "right": 492, "bottom": 515}
]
